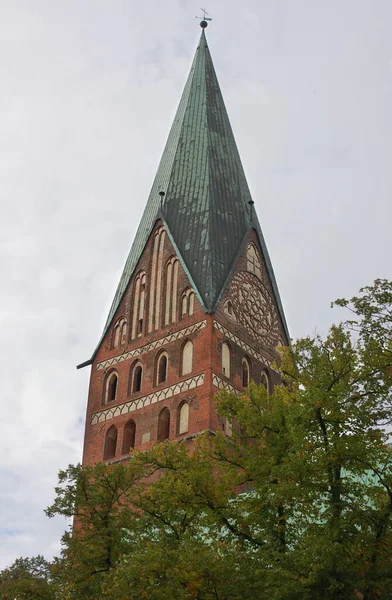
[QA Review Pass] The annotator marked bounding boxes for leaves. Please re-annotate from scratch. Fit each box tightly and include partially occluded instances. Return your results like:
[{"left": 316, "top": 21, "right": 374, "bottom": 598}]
[{"left": 2, "top": 280, "right": 392, "bottom": 599}]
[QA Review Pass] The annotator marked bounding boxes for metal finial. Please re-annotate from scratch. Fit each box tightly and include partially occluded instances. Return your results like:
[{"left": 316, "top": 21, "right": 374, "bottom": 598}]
[{"left": 196, "top": 8, "right": 212, "bottom": 28}]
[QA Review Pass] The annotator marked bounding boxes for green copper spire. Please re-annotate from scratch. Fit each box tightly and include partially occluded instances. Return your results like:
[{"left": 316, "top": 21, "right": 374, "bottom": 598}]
[{"left": 88, "top": 29, "right": 288, "bottom": 362}]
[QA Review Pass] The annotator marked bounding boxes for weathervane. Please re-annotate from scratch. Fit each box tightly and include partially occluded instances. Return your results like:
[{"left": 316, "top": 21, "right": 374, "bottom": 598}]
[{"left": 196, "top": 8, "right": 212, "bottom": 28}]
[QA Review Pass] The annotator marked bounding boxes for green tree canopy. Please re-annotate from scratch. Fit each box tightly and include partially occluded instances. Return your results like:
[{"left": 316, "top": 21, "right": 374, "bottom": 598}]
[{"left": 2, "top": 280, "right": 392, "bottom": 600}]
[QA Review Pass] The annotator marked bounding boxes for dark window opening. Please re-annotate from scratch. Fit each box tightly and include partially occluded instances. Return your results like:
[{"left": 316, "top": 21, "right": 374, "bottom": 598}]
[
  {"left": 137, "top": 319, "right": 143, "bottom": 335},
  {"left": 104, "top": 426, "right": 117, "bottom": 460},
  {"left": 158, "top": 408, "right": 170, "bottom": 441},
  {"left": 158, "top": 354, "right": 168, "bottom": 384},
  {"left": 122, "top": 420, "right": 136, "bottom": 454},
  {"left": 132, "top": 366, "right": 143, "bottom": 393},
  {"left": 108, "top": 374, "right": 118, "bottom": 402}
]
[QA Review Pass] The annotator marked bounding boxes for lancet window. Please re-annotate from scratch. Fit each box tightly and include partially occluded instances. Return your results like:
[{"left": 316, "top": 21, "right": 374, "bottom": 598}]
[
  {"left": 129, "top": 361, "right": 143, "bottom": 395},
  {"left": 164, "top": 256, "right": 179, "bottom": 325},
  {"left": 178, "top": 402, "right": 189, "bottom": 435},
  {"left": 148, "top": 227, "right": 166, "bottom": 333},
  {"left": 113, "top": 318, "right": 127, "bottom": 348},
  {"left": 181, "top": 340, "right": 193, "bottom": 376},
  {"left": 261, "top": 370, "right": 270, "bottom": 394},
  {"left": 157, "top": 352, "right": 168, "bottom": 385},
  {"left": 104, "top": 371, "right": 118, "bottom": 404},
  {"left": 223, "top": 299, "right": 236, "bottom": 321},
  {"left": 122, "top": 420, "right": 136, "bottom": 454},
  {"left": 181, "top": 288, "right": 195, "bottom": 318},
  {"left": 158, "top": 407, "right": 170, "bottom": 441},
  {"left": 221, "top": 342, "right": 231, "bottom": 378},
  {"left": 242, "top": 357, "right": 250, "bottom": 388},
  {"left": 103, "top": 425, "right": 117, "bottom": 460},
  {"left": 246, "top": 243, "right": 262, "bottom": 280},
  {"left": 131, "top": 271, "right": 146, "bottom": 340}
]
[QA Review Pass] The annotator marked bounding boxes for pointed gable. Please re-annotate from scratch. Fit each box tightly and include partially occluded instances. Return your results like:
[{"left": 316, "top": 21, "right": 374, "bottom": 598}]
[{"left": 81, "top": 28, "right": 288, "bottom": 367}]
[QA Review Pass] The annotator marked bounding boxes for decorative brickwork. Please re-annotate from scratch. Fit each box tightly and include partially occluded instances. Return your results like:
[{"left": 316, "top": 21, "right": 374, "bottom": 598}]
[
  {"left": 80, "top": 33, "right": 289, "bottom": 466},
  {"left": 96, "top": 320, "right": 207, "bottom": 371},
  {"left": 212, "top": 373, "right": 240, "bottom": 395},
  {"left": 91, "top": 373, "right": 205, "bottom": 425},
  {"left": 213, "top": 320, "right": 276, "bottom": 372}
]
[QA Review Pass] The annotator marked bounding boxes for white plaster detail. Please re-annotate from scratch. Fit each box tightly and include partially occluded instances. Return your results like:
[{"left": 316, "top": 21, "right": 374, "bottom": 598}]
[
  {"left": 91, "top": 373, "right": 205, "bottom": 425},
  {"left": 221, "top": 342, "right": 231, "bottom": 377},
  {"left": 214, "top": 321, "right": 276, "bottom": 371},
  {"left": 182, "top": 340, "right": 193, "bottom": 375},
  {"left": 172, "top": 259, "right": 179, "bottom": 323},
  {"left": 154, "top": 230, "right": 166, "bottom": 330},
  {"left": 212, "top": 373, "right": 240, "bottom": 395},
  {"left": 178, "top": 402, "right": 189, "bottom": 435},
  {"left": 97, "top": 320, "right": 207, "bottom": 371},
  {"left": 164, "top": 260, "right": 173, "bottom": 325},
  {"left": 142, "top": 432, "right": 151, "bottom": 444}
]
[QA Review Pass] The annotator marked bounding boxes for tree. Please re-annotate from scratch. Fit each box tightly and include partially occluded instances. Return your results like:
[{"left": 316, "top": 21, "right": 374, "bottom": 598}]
[
  {"left": 3, "top": 280, "right": 392, "bottom": 599},
  {"left": 0, "top": 555, "right": 54, "bottom": 600}
]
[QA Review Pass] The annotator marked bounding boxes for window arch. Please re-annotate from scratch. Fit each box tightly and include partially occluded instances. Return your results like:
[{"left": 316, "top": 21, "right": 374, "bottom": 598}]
[
  {"left": 149, "top": 227, "right": 166, "bottom": 332},
  {"left": 113, "top": 318, "right": 127, "bottom": 348},
  {"left": 129, "top": 361, "right": 143, "bottom": 395},
  {"left": 181, "top": 288, "right": 195, "bottom": 318},
  {"left": 246, "top": 243, "right": 262, "bottom": 280},
  {"left": 157, "top": 352, "right": 168, "bottom": 385},
  {"left": 242, "top": 357, "right": 251, "bottom": 388},
  {"left": 181, "top": 340, "right": 193, "bottom": 376},
  {"left": 104, "top": 425, "right": 117, "bottom": 460},
  {"left": 164, "top": 256, "right": 179, "bottom": 325},
  {"left": 224, "top": 299, "right": 236, "bottom": 319},
  {"left": 221, "top": 342, "right": 231, "bottom": 378},
  {"left": 131, "top": 271, "right": 146, "bottom": 339},
  {"left": 158, "top": 407, "right": 170, "bottom": 441},
  {"left": 104, "top": 371, "right": 118, "bottom": 404},
  {"left": 122, "top": 420, "right": 136, "bottom": 454},
  {"left": 261, "top": 370, "right": 270, "bottom": 394},
  {"left": 178, "top": 402, "right": 189, "bottom": 435}
]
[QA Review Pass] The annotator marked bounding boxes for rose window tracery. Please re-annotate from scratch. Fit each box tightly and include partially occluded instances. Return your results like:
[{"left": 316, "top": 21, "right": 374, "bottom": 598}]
[{"left": 230, "top": 271, "right": 280, "bottom": 347}]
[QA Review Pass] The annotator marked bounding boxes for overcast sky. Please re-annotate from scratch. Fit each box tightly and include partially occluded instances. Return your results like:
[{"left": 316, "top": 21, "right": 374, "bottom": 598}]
[{"left": 1, "top": 0, "right": 391, "bottom": 569}]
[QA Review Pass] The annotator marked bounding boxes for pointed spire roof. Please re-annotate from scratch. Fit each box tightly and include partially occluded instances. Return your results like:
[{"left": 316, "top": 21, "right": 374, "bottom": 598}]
[{"left": 82, "top": 29, "right": 288, "bottom": 365}]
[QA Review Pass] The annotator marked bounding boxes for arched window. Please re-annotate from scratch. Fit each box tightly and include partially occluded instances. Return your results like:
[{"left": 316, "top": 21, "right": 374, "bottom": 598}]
[
  {"left": 164, "top": 257, "right": 179, "bottom": 325},
  {"left": 158, "top": 407, "right": 170, "bottom": 441},
  {"left": 178, "top": 402, "right": 189, "bottom": 435},
  {"left": 157, "top": 352, "right": 168, "bottom": 385},
  {"left": 113, "top": 318, "right": 127, "bottom": 348},
  {"left": 121, "top": 320, "right": 127, "bottom": 344},
  {"left": 221, "top": 342, "right": 231, "bottom": 378},
  {"left": 131, "top": 271, "right": 146, "bottom": 339},
  {"left": 129, "top": 362, "right": 143, "bottom": 395},
  {"left": 224, "top": 300, "right": 234, "bottom": 317},
  {"left": 104, "top": 371, "right": 118, "bottom": 404},
  {"left": 181, "top": 288, "right": 195, "bottom": 318},
  {"left": 122, "top": 420, "right": 136, "bottom": 454},
  {"left": 181, "top": 340, "right": 193, "bottom": 376},
  {"left": 242, "top": 357, "right": 250, "bottom": 388},
  {"left": 246, "top": 243, "right": 262, "bottom": 280},
  {"left": 148, "top": 228, "right": 166, "bottom": 332},
  {"left": 261, "top": 370, "right": 270, "bottom": 394},
  {"left": 104, "top": 425, "right": 117, "bottom": 460}
]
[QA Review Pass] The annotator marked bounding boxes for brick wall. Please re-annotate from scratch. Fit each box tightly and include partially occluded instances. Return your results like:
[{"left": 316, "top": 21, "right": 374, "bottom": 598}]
[{"left": 82, "top": 224, "right": 286, "bottom": 466}]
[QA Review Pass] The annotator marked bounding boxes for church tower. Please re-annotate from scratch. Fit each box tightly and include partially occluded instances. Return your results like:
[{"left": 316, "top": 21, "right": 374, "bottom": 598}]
[{"left": 79, "top": 25, "right": 289, "bottom": 466}]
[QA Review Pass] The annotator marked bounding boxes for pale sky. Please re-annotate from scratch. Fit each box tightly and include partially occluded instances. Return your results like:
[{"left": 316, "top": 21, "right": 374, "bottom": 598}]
[{"left": 1, "top": 0, "right": 391, "bottom": 568}]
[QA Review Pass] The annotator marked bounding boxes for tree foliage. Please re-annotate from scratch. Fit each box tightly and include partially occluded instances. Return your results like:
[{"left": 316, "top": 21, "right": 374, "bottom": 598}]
[{"left": 2, "top": 280, "right": 392, "bottom": 599}]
